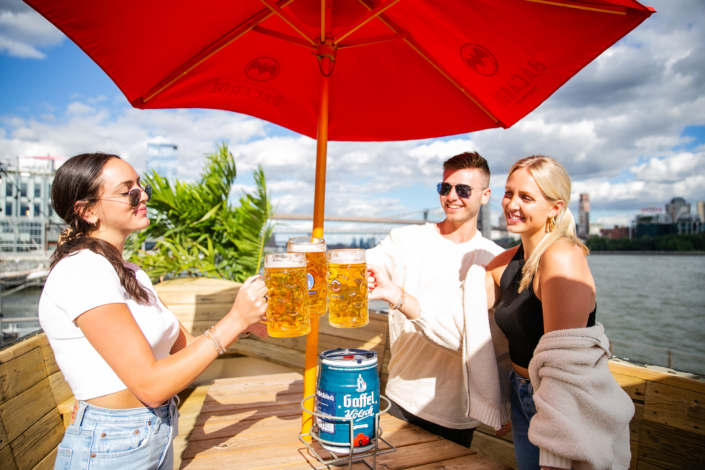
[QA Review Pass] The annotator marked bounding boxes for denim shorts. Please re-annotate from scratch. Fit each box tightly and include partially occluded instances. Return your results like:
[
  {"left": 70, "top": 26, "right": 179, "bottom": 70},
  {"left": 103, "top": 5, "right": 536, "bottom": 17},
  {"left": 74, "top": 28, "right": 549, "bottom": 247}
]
[{"left": 54, "top": 396, "right": 179, "bottom": 470}]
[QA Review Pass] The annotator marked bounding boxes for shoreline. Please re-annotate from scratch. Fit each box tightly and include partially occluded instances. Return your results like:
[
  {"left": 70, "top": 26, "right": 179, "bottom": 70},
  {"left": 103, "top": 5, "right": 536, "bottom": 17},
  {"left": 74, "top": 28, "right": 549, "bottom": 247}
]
[{"left": 589, "top": 251, "right": 705, "bottom": 256}]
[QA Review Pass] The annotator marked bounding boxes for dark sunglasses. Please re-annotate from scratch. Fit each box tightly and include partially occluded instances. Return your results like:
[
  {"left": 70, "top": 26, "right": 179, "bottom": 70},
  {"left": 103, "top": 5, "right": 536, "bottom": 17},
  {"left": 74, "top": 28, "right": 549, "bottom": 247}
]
[
  {"left": 99, "top": 185, "right": 152, "bottom": 207},
  {"left": 436, "top": 182, "right": 485, "bottom": 199}
]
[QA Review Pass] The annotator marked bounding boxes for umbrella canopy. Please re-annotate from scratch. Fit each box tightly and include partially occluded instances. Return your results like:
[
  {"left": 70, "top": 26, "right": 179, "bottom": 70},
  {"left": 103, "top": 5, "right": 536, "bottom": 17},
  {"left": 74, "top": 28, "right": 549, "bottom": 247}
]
[
  {"left": 26, "top": 0, "right": 653, "bottom": 440},
  {"left": 27, "top": 0, "right": 653, "bottom": 141}
]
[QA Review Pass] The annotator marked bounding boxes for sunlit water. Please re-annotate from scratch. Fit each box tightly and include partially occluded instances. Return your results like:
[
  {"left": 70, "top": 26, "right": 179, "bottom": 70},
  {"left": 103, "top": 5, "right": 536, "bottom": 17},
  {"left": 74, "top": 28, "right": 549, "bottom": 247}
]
[
  {"left": 589, "top": 254, "right": 705, "bottom": 374},
  {"left": 3, "top": 257, "right": 704, "bottom": 374}
]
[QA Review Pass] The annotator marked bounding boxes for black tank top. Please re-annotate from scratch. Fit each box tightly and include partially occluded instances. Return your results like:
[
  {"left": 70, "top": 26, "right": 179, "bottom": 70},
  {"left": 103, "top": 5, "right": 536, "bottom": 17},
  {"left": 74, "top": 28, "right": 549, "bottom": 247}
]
[{"left": 494, "top": 244, "right": 596, "bottom": 369}]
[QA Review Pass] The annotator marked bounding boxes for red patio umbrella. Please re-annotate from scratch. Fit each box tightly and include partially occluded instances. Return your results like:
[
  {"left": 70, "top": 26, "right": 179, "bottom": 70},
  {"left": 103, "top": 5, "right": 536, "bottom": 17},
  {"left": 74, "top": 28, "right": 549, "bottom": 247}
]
[{"left": 26, "top": 0, "right": 654, "bottom": 438}]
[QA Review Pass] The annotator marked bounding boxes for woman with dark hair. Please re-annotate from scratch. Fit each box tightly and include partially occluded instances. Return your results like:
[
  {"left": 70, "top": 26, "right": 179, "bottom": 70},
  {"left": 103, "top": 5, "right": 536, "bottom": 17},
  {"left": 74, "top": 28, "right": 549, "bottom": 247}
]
[{"left": 39, "top": 153, "right": 268, "bottom": 469}]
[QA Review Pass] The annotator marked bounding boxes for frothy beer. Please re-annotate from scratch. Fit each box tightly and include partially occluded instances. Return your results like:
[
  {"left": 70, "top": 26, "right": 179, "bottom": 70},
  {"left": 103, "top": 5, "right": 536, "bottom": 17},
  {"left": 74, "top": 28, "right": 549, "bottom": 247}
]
[
  {"left": 327, "top": 249, "right": 368, "bottom": 328},
  {"left": 264, "top": 253, "right": 310, "bottom": 337},
  {"left": 287, "top": 237, "right": 327, "bottom": 317}
]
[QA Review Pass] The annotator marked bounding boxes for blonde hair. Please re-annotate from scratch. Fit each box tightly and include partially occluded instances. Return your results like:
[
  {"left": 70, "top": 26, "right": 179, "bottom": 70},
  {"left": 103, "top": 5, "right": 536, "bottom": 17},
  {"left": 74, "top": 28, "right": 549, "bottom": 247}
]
[{"left": 508, "top": 155, "right": 589, "bottom": 292}]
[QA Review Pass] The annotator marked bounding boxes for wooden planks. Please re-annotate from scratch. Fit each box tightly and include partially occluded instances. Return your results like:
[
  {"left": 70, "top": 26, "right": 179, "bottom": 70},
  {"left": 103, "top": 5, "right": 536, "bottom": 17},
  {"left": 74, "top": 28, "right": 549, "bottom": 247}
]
[
  {"left": 643, "top": 381, "right": 705, "bottom": 436},
  {"left": 637, "top": 420, "right": 705, "bottom": 470},
  {"left": 10, "top": 410, "right": 64, "bottom": 470},
  {"left": 0, "top": 411, "right": 8, "bottom": 452},
  {"left": 0, "top": 348, "right": 47, "bottom": 405},
  {"left": 470, "top": 431, "right": 517, "bottom": 470},
  {"left": 0, "top": 378, "right": 56, "bottom": 443},
  {"left": 609, "top": 361, "right": 705, "bottom": 395},
  {"left": 180, "top": 373, "right": 510, "bottom": 470}
]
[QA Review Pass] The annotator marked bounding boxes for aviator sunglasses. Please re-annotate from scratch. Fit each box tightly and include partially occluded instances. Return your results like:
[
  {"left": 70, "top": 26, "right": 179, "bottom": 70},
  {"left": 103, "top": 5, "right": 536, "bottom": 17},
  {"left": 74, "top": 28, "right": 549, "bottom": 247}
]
[
  {"left": 99, "top": 185, "right": 152, "bottom": 207},
  {"left": 436, "top": 182, "right": 486, "bottom": 199}
]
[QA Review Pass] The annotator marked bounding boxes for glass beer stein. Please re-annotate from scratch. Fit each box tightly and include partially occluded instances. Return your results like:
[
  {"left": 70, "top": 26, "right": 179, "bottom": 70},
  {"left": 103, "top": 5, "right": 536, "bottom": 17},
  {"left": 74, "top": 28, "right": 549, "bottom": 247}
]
[
  {"left": 287, "top": 237, "right": 328, "bottom": 317},
  {"left": 327, "top": 249, "right": 368, "bottom": 328},
  {"left": 264, "top": 252, "right": 310, "bottom": 337}
]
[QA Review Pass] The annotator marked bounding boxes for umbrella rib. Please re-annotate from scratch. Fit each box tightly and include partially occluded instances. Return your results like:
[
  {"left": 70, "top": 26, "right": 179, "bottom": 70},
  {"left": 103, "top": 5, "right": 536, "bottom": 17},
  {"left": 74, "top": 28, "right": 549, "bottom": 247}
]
[
  {"left": 333, "top": 0, "right": 402, "bottom": 45},
  {"left": 140, "top": 0, "right": 295, "bottom": 104},
  {"left": 524, "top": 0, "right": 627, "bottom": 15},
  {"left": 337, "top": 32, "right": 409, "bottom": 49},
  {"left": 259, "top": 0, "right": 316, "bottom": 45},
  {"left": 252, "top": 26, "right": 315, "bottom": 49},
  {"left": 355, "top": 0, "right": 504, "bottom": 128}
]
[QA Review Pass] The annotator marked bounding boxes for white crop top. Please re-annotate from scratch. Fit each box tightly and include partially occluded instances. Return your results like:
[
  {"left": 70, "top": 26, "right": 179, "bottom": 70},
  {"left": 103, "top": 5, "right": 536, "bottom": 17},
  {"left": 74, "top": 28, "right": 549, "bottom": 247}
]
[{"left": 38, "top": 250, "right": 180, "bottom": 400}]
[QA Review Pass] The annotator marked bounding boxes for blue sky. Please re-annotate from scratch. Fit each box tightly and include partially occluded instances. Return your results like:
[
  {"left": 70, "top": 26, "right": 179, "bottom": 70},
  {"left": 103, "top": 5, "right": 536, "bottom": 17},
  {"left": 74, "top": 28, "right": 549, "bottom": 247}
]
[{"left": 1, "top": 0, "right": 704, "bottom": 237}]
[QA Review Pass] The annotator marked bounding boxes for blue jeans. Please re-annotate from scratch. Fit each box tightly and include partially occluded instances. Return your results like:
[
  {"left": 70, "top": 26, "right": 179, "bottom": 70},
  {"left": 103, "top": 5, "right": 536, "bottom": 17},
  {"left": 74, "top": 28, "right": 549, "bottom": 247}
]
[
  {"left": 509, "top": 370, "right": 540, "bottom": 470},
  {"left": 54, "top": 397, "right": 179, "bottom": 470}
]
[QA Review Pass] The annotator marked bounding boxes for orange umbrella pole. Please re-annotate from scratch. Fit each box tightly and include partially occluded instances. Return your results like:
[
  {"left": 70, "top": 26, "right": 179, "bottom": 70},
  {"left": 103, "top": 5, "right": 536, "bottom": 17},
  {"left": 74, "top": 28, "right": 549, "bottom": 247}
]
[{"left": 302, "top": 48, "right": 331, "bottom": 440}]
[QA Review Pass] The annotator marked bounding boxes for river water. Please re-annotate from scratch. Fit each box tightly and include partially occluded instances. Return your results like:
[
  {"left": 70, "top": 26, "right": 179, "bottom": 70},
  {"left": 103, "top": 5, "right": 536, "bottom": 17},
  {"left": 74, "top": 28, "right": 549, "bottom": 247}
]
[{"left": 3, "top": 255, "right": 704, "bottom": 374}]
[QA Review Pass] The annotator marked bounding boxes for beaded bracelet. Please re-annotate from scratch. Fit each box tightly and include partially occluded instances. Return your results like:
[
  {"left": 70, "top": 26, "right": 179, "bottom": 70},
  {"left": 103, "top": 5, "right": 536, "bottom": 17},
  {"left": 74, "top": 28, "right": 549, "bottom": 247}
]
[
  {"left": 389, "top": 286, "right": 406, "bottom": 311},
  {"left": 204, "top": 327, "right": 226, "bottom": 355}
]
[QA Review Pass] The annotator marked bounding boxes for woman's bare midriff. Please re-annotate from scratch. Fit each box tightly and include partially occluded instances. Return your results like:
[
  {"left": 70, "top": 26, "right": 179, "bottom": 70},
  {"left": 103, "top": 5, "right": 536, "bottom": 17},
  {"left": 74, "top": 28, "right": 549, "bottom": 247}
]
[
  {"left": 512, "top": 362, "right": 531, "bottom": 379},
  {"left": 86, "top": 388, "right": 150, "bottom": 409}
]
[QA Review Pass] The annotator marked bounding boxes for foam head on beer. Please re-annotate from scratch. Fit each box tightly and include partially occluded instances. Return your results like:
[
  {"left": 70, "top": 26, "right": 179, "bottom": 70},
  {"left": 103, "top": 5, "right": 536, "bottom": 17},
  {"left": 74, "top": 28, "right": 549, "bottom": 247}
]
[
  {"left": 287, "top": 237, "right": 326, "bottom": 253},
  {"left": 264, "top": 252, "right": 307, "bottom": 268},
  {"left": 327, "top": 249, "right": 366, "bottom": 264}
]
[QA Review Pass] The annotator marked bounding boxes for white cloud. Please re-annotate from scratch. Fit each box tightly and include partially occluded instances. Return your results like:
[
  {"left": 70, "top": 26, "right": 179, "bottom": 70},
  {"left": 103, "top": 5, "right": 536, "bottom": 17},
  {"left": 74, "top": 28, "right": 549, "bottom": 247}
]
[
  {"left": 0, "top": 1, "right": 65, "bottom": 59},
  {"left": 0, "top": 102, "right": 266, "bottom": 177},
  {"left": 2, "top": 0, "right": 705, "bottom": 225}
]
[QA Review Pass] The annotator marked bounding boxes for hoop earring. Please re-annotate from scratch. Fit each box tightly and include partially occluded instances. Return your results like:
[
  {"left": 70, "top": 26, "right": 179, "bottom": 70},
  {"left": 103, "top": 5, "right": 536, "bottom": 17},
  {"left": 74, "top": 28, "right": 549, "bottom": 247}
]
[{"left": 546, "top": 216, "right": 556, "bottom": 233}]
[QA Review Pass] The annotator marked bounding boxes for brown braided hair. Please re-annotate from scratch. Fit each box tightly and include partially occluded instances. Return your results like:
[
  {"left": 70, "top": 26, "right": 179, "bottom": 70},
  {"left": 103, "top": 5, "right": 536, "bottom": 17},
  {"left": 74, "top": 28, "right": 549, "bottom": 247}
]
[{"left": 50, "top": 153, "right": 154, "bottom": 305}]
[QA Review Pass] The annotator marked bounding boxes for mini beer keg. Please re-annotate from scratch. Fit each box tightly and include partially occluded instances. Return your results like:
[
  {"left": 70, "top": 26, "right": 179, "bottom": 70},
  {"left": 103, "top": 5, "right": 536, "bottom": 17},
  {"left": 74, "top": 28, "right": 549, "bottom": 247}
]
[{"left": 315, "top": 348, "right": 380, "bottom": 454}]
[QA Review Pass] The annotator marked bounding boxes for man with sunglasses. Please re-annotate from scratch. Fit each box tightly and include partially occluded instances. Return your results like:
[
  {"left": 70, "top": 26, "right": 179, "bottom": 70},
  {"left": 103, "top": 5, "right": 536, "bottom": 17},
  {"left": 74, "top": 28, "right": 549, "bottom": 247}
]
[{"left": 367, "top": 151, "right": 504, "bottom": 448}]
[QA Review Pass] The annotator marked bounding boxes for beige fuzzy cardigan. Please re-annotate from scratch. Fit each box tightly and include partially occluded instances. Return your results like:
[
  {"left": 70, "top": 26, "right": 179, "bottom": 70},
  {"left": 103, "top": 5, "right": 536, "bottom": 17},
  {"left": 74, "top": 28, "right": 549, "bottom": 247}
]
[{"left": 529, "top": 322, "right": 635, "bottom": 470}]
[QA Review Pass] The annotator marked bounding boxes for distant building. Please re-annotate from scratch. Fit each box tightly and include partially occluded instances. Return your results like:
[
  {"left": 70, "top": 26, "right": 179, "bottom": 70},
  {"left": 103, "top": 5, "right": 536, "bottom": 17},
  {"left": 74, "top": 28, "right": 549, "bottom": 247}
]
[
  {"left": 665, "top": 197, "right": 690, "bottom": 221},
  {"left": 600, "top": 226, "right": 630, "bottom": 240},
  {"left": 0, "top": 158, "right": 65, "bottom": 252},
  {"left": 675, "top": 213, "right": 703, "bottom": 235},
  {"left": 698, "top": 201, "right": 705, "bottom": 222},
  {"left": 146, "top": 143, "right": 178, "bottom": 180},
  {"left": 577, "top": 193, "right": 590, "bottom": 238},
  {"left": 498, "top": 213, "right": 507, "bottom": 230},
  {"left": 478, "top": 203, "right": 491, "bottom": 239}
]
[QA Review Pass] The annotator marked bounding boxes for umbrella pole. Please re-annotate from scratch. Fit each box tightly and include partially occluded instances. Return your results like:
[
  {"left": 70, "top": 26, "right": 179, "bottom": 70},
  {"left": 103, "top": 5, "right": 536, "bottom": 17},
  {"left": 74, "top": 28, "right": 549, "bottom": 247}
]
[{"left": 302, "top": 62, "right": 330, "bottom": 440}]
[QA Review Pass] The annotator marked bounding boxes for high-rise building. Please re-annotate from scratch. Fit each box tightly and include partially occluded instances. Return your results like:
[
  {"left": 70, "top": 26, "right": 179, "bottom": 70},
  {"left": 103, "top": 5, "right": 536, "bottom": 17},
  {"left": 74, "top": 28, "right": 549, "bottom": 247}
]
[
  {"left": 698, "top": 201, "right": 705, "bottom": 222},
  {"left": 665, "top": 197, "right": 690, "bottom": 221},
  {"left": 577, "top": 193, "right": 590, "bottom": 238},
  {"left": 478, "top": 203, "right": 491, "bottom": 239},
  {"left": 146, "top": 143, "right": 178, "bottom": 180}
]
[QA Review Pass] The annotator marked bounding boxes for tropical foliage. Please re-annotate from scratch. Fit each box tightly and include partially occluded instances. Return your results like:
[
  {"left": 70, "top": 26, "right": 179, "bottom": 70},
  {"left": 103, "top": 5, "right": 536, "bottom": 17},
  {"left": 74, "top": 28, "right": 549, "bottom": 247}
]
[{"left": 126, "top": 143, "right": 275, "bottom": 282}]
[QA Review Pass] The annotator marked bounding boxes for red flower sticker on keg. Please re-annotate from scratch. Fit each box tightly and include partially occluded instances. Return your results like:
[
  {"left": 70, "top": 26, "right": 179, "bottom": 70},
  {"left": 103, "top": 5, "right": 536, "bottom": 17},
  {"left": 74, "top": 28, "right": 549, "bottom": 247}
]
[
  {"left": 245, "top": 57, "right": 280, "bottom": 82},
  {"left": 460, "top": 44, "right": 499, "bottom": 76}
]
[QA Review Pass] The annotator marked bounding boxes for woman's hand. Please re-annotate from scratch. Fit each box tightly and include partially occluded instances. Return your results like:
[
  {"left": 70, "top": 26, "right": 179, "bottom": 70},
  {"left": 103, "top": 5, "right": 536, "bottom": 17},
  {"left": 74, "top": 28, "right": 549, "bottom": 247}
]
[
  {"left": 245, "top": 322, "right": 269, "bottom": 338},
  {"left": 367, "top": 264, "right": 401, "bottom": 305},
  {"left": 496, "top": 421, "right": 511, "bottom": 438},
  {"left": 230, "top": 274, "right": 268, "bottom": 327}
]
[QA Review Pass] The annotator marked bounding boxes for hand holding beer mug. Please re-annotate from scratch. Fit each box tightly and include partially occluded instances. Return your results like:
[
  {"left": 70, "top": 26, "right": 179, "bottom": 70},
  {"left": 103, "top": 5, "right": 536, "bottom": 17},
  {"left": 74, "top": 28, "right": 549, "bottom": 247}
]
[
  {"left": 263, "top": 253, "right": 311, "bottom": 337},
  {"left": 327, "top": 249, "right": 368, "bottom": 328},
  {"left": 287, "top": 237, "right": 327, "bottom": 316}
]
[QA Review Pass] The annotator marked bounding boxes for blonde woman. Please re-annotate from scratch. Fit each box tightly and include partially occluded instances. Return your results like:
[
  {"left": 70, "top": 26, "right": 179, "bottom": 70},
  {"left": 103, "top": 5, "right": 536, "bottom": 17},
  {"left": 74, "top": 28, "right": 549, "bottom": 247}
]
[{"left": 486, "top": 156, "right": 633, "bottom": 470}]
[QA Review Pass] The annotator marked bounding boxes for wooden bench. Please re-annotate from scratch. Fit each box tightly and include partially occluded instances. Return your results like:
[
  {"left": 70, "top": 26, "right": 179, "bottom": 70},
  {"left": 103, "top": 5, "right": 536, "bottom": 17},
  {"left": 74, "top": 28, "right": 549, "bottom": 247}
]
[{"left": 0, "top": 331, "right": 72, "bottom": 470}]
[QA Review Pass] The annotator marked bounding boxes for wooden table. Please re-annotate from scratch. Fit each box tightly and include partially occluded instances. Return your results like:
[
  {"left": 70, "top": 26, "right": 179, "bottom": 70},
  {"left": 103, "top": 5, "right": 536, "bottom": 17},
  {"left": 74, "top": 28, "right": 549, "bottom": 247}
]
[{"left": 180, "top": 372, "right": 513, "bottom": 470}]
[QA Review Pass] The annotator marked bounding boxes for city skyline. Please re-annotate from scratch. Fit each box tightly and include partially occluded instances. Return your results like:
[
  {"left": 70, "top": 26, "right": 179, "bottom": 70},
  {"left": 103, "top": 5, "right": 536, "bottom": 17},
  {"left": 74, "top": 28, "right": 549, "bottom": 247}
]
[{"left": 1, "top": 0, "right": 704, "bottom": 231}]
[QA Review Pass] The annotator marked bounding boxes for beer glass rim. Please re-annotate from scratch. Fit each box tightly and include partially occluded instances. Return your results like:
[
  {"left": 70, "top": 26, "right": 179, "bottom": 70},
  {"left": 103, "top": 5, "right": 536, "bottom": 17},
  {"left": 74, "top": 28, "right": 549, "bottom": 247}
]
[
  {"left": 287, "top": 236, "right": 326, "bottom": 252},
  {"left": 264, "top": 252, "right": 307, "bottom": 268},
  {"left": 327, "top": 248, "right": 366, "bottom": 263}
]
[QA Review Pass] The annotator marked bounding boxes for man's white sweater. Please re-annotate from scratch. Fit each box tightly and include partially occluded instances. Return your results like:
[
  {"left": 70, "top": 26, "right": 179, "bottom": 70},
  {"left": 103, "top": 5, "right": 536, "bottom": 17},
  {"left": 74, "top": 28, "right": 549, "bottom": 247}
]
[{"left": 367, "top": 223, "right": 503, "bottom": 429}]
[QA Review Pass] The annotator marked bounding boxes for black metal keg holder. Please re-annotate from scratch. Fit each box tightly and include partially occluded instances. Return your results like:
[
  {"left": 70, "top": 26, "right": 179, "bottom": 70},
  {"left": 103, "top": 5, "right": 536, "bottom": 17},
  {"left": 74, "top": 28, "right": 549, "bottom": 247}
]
[{"left": 299, "top": 394, "right": 396, "bottom": 469}]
